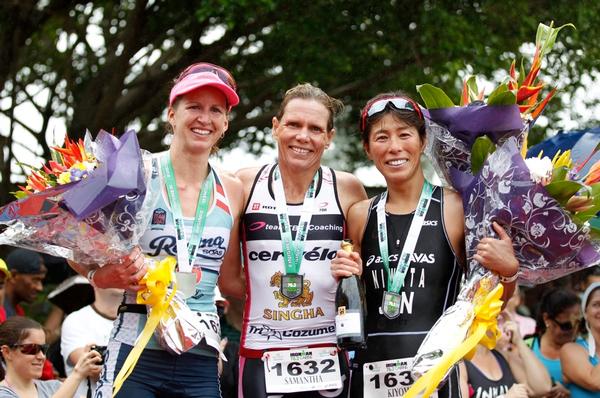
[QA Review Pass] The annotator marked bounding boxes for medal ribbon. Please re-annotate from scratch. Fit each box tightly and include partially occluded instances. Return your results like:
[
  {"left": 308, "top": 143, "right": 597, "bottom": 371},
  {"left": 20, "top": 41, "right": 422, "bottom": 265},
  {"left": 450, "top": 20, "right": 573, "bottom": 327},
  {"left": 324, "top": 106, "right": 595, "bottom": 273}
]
[
  {"left": 272, "top": 165, "right": 319, "bottom": 276},
  {"left": 160, "top": 154, "right": 214, "bottom": 272},
  {"left": 376, "top": 180, "right": 434, "bottom": 293}
]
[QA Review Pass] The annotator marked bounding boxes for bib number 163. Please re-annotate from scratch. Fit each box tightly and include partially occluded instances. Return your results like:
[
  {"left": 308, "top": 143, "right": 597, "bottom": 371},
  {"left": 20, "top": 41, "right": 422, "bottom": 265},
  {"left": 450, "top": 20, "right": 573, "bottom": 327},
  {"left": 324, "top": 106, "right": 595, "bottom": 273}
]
[{"left": 363, "top": 358, "right": 438, "bottom": 398}]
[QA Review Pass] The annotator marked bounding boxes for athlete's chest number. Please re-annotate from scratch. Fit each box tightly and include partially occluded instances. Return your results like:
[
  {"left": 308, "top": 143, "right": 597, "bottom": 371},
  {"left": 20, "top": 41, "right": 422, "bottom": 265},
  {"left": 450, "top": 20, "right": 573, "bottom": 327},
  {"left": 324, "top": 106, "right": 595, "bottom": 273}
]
[
  {"left": 262, "top": 347, "right": 342, "bottom": 393},
  {"left": 363, "top": 357, "right": 438, "bottom": 398},
  {"left": 270, "top": 358, "right": 336, "bottom": 377},
  {"left": 369, "top": 370, "right": 413, "bottom": 389}
]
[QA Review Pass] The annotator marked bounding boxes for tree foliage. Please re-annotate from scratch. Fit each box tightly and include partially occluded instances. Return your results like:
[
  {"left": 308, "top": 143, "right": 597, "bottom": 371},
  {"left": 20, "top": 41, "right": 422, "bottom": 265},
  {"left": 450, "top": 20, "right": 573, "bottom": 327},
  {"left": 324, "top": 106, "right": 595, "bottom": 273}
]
[{"left": 1, "top": 0, "right": 600, "bottom": 203}]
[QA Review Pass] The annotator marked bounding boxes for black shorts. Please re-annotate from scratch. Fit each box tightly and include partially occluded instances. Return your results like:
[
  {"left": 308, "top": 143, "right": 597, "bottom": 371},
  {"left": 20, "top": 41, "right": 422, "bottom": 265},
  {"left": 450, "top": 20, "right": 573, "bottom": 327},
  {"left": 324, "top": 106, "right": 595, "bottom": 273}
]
[{"left": 239, "top": 350, "right": 350, "bottom": 398}]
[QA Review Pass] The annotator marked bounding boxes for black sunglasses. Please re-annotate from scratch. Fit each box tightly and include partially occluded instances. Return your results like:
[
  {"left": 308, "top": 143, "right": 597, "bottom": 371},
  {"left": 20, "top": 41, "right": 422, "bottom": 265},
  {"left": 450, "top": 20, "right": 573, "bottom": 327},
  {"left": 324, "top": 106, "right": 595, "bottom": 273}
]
[
  {"left": 11, "top": 343, "right": 49, "bottom": 355},
  {"left": 551, "top": 318, "right": 580, "bottom": 332}
]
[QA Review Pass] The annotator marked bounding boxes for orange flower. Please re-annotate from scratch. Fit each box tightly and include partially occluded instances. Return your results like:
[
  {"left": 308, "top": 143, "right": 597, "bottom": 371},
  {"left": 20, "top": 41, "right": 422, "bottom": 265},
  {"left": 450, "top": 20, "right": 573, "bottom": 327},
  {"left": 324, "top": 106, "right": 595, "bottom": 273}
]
[{"left": 585, "top": 160, "right": 600, "bottom": 185}]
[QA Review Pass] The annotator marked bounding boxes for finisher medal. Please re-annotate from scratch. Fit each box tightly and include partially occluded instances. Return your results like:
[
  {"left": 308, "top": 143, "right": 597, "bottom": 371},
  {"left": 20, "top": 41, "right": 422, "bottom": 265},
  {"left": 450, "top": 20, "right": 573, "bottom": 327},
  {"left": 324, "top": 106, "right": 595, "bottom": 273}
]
[
  {"left": 382, "top": 291, "right": 402, "bottom": 319},
  {"left": 281, "top": 273, "right": 303, "bottom": 300}
]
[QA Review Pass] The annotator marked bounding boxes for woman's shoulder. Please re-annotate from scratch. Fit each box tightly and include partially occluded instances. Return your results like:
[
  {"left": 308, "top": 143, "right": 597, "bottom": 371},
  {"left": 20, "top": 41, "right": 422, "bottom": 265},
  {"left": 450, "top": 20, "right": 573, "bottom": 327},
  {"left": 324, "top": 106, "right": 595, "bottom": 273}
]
[{"left": 560, "top": 339, "right": 588, "bottom": 360}]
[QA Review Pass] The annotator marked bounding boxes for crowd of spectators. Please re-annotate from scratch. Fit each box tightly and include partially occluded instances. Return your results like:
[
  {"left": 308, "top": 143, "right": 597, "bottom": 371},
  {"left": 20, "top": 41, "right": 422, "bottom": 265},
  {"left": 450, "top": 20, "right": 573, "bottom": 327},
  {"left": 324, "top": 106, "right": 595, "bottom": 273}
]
[{"left": 0, "top": 245, "right": 599, "bottom": 397}]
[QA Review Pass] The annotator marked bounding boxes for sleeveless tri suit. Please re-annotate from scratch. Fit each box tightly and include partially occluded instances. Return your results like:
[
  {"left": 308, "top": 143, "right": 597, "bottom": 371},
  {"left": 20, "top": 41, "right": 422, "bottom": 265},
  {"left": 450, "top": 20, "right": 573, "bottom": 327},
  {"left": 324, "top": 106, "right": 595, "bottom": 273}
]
[
  {"left": 351, "top": 186, "right": 464, "bottom": 398},
  {"left": 239, "top": 163, "right": 350, "bottom": 397}
]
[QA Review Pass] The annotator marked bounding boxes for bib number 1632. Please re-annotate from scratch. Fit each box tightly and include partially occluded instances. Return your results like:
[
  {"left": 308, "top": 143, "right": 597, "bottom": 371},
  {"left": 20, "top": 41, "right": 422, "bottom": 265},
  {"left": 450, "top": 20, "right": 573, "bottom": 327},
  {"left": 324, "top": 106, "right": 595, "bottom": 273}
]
[{"left": 263, "top": 347, "right": 342, "bottom": 393}]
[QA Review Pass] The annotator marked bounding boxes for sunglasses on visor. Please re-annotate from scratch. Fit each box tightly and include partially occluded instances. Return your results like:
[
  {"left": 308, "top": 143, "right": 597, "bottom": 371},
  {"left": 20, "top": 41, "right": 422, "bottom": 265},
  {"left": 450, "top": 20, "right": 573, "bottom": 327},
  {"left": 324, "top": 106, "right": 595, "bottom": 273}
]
[
  {"left": 177, "top": 62, "right": 237, "bottom": 91},
  {"left": 360, "top": 96, "right": 423, "bottom": 132},
  {"left": 551, "top": 318, "right": 580, "bottom": 332},
  {"left": 10, "top": 343, "right": 50, "bottom": 355}
]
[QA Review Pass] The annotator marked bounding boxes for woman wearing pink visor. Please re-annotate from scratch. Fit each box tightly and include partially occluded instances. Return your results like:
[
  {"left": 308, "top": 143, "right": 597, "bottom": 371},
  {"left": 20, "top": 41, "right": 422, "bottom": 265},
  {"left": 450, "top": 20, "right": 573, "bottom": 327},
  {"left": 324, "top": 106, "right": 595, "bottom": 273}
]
[{"left": 70, "top": 62, "right": 246, "bottom": 398}]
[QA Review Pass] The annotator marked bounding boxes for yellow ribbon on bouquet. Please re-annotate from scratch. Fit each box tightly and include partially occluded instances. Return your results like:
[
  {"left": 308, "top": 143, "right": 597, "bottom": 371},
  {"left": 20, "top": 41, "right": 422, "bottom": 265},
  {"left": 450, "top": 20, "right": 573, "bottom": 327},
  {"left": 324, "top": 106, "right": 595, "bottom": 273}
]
[
  {"left": 404, "top": 282, "right": 504, "bottom": 398},
  {"left": 112, "top": 256, "right": 177, "bottom": 397}
]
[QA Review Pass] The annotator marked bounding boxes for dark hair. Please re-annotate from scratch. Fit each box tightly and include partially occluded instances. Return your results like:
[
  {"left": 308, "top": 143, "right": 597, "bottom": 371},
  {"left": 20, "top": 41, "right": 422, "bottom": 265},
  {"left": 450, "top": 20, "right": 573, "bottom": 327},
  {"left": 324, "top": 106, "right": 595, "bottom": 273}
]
[
  {"left": 360, "top": 91, "right": 425, "bottom": 144},
  {"left": 0, "top": 316, "right": 44, "bottom": 363},
  {"left": 276, "top": 83, "right": 344, "bottom": 131},
  {"left": 536, "top": 288, "right": 580, "bottom": 335}
]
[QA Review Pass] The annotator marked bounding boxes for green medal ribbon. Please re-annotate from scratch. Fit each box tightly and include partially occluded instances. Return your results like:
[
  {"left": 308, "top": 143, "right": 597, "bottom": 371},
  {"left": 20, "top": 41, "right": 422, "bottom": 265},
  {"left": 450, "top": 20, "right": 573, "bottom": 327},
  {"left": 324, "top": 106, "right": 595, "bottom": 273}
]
[
  {"left": 272, "top": 165, "right": 319, "bottom": 276},
  {"left": 160, "top": 154, "right": 214, "bottom": 272},
  {"left": 376, "top": 180, "right": 434, "bottom": 293}
]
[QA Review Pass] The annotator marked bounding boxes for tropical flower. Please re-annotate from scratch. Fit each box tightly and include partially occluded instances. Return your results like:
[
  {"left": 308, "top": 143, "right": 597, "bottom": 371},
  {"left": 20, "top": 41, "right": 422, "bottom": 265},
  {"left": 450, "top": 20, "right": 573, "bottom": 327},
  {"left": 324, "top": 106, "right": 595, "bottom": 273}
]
[{"left": 15, "top": 137, "right": 96, "bottom": 198}]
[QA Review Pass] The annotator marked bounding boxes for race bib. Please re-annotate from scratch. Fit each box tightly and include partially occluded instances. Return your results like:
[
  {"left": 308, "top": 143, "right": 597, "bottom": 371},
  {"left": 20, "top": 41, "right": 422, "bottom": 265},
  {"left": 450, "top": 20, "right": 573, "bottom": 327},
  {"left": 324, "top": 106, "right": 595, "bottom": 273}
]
[
  {"left": 263, "top": 346, "right": 342, "bottom": 393},
  {"left": 363, "top": 357, "right": 438, "bottom": 398},
  {"left": 197, "top": 311, "right": 222, "bottom": 355}
]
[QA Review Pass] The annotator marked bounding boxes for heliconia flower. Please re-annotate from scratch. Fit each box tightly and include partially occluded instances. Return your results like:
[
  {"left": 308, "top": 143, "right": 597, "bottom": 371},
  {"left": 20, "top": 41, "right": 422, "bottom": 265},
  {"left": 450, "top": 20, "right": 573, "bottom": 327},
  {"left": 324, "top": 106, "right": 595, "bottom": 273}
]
[
  {"left": 585, "top": 160, "right": 600, "bottom": 185},
  {"left": 516, "top": 84, "right": 544, "bottom": 103}
]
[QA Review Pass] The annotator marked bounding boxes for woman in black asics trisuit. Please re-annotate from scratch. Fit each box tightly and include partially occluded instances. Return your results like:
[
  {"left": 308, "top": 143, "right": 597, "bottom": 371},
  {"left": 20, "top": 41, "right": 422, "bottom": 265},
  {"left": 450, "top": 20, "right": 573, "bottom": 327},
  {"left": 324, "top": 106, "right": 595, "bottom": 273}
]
[{"left": 330, "top": 91, "right": 520, "bottom": 398}]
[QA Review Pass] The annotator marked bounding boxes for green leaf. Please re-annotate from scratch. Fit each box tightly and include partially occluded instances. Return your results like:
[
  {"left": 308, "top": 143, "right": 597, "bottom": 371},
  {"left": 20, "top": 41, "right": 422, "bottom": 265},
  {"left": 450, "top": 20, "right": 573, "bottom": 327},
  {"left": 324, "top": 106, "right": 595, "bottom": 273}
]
[
  {"left": 465, "top": 75, "right": 479, "bottom": 104},
  {"left": 471, "top": 136, "right": 496, "bottom": 174},
  {"left": 590, "top": 182, "right": 600, "bottom": 197},
  {"left": 536, "top": 22, "right": 576, "bottom": 59},
  {"left": 416, "top": 84, "right": 455, "bottom": 109},
  {"left": 551, "top": 166, "right": 569, "bottom": 182},
  {"left": 544, "top": 180, "right": 585, "bottom": 205},
  {"left": 488, "top": 83, "right": 508, "bottom": 98},
  {"left": 488, "top": 89, "right": 516, "bottom": 105}
]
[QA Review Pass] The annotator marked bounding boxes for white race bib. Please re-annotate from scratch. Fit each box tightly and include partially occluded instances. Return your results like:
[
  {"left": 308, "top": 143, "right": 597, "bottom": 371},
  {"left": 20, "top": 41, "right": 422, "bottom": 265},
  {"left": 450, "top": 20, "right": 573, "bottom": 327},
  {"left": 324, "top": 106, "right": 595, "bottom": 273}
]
[
  {"left": 363, "top": 357, "right": 438, "bottom": 398},
  {"left": 197, "top": 311, "right": 223, "bottom": 357},
  {"left": 263, "top": 346, "right": 342, "bottom": 393}
]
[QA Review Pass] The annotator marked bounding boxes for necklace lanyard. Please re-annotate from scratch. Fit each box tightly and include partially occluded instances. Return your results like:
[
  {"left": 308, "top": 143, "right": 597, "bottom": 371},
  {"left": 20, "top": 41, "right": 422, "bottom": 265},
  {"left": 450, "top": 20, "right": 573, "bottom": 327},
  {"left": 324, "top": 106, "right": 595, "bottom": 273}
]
[
  {"left": 272, "top": 165, "right": 319, "bottom": 276},
  {"left": 160, "top": 154, "right": 214, "bottom": 273},
  {"left": 376, "top": 180, "right": 434, "bottom": 293}
]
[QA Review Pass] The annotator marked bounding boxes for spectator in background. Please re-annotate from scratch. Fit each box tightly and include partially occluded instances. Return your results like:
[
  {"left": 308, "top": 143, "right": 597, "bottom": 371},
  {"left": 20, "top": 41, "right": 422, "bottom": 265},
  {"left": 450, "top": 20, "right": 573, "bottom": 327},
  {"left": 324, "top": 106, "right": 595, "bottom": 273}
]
[
  {"left": 459, "top": 310, "right": 551, "bottom": 398},
  {"left": 504, "top": 285, "right": 536, "bottom": 338},
  {"left": 0, "top": 258, "right": 11, "bottom": 322},
  {"left": 574, "top": 266, "right": 600, "bottom": 299},
  {"left": 560, "top": 282, "right": 600, "bottom": 397},
  {"left": 526, "top": 288, "right": 581, "bottom": 398},
  {"left": 60, "top": 286, "right": 122, "bottom": 398},
  {"left": 0, "top": 316, "right": 100, "bottom": 398},
  {"left": 3, "top": 249, "right": 46, "bottom": 318},
  {"left": 2, "top": 249, "right": 56, "bottom": 381}
]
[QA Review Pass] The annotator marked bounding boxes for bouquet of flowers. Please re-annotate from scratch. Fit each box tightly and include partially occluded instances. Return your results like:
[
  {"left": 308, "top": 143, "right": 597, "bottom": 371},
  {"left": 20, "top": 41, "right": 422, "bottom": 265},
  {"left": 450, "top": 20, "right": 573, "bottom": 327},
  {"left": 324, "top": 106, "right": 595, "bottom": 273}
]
[
  {"left": 404, "top": 22, "right": 598, "bottom": 398},
  {"left": 0, "top": 130, "right": 155, "bottom": 264}
]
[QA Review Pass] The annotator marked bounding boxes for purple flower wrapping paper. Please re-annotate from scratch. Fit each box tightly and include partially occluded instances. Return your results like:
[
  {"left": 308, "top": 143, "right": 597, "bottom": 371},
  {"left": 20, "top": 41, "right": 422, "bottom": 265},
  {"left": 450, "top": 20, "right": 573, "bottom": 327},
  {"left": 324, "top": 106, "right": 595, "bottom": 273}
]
[
  {"left": 451, "top": 137, "right": 600, "bottom": 286},
  {"left": 423, "top": 105, "right": 526, "bottom": 188}
]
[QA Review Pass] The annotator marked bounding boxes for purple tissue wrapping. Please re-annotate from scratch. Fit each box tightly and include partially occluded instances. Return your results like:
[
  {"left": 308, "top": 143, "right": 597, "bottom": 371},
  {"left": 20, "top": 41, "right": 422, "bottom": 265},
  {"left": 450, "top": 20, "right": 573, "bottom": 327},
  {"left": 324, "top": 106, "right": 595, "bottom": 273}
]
[
  {"left": 62, "top": 130, "right": 145, "bottom": 220},
  {"left": 424, "top": 105, "right": 524, "bottom": 147},
  {"left": 453, "top": 137, "right": 600, "bottom": 286}
]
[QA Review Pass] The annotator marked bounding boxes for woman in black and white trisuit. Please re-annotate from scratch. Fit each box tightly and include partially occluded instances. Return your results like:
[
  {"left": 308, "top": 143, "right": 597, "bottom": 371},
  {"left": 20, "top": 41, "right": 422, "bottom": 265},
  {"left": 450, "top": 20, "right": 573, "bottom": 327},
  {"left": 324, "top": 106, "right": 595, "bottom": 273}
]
[
  {"left": 330, "top": 91, "right": 520, "bottom": 398},
  {"left": 228, "top": 83, "right": 367, "bottom": 398}
]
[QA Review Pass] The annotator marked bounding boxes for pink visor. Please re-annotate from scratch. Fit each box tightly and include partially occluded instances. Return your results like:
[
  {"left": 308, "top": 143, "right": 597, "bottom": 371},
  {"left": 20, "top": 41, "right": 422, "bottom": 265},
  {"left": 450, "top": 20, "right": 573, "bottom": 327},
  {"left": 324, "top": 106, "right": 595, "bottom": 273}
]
[{"left": 169, "top": 72, "right": 240, "bottom": 108}]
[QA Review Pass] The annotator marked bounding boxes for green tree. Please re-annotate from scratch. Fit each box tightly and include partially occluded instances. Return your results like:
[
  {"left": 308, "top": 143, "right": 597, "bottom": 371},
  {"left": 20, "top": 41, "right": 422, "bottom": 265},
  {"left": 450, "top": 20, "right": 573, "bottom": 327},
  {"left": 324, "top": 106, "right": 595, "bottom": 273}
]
[{"left": 1, "top": 0, "right": 599, "bottom": 203}]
